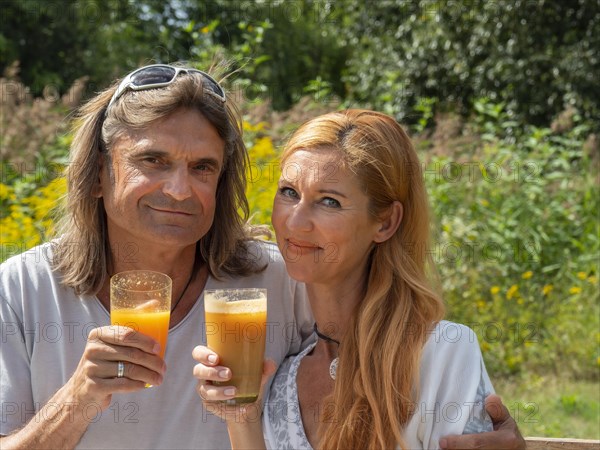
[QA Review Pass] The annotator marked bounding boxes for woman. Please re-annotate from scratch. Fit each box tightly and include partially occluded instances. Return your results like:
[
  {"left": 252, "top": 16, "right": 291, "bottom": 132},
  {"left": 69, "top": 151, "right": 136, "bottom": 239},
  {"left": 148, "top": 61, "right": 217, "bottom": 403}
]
[{"left": 196, "top": 110, "right": 494, "bottom": 449}]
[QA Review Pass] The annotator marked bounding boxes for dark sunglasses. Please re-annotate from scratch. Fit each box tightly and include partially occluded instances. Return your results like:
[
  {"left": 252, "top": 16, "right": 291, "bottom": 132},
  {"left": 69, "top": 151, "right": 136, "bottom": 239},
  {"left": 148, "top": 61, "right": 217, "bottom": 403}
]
[{"left": 107, "top": 64, "right": 226, "bottom": 110}]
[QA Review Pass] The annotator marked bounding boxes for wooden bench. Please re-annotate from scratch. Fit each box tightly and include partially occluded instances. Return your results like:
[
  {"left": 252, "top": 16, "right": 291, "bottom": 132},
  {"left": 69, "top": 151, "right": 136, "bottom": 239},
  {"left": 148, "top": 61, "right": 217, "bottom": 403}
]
[{"left": 526, "top": 437, "right": 600, "bottom": 449}]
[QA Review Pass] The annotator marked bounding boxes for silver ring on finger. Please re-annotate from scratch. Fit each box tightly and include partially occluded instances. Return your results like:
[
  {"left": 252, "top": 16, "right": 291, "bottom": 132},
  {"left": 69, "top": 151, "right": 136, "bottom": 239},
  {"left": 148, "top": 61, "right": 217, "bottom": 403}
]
[{"left": 117, "top": 361, "right": 125, "bottom": 378}]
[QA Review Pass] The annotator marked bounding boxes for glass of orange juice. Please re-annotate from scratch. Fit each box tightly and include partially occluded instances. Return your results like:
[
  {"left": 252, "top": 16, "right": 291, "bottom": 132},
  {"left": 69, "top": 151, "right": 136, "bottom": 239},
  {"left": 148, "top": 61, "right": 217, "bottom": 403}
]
[
  {"left": 204, "top": 288, "right": 267, "bottom": 404},
  {"left": 110, "top": 270, "right": 172, "bottom": 386}
]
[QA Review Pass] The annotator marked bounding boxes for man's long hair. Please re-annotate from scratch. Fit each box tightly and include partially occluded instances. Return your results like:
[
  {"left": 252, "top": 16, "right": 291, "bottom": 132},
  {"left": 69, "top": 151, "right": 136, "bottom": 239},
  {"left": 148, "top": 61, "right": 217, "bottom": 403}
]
[{"left": 52, "top": 65, "right": 265, "bottom": 295}]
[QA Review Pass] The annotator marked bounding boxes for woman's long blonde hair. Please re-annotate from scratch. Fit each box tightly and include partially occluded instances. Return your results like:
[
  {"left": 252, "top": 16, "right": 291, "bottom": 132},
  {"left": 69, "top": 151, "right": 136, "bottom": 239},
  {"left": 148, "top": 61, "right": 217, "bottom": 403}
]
[{"left": 281, "top": 109, "right": 445, "bottom": 449}]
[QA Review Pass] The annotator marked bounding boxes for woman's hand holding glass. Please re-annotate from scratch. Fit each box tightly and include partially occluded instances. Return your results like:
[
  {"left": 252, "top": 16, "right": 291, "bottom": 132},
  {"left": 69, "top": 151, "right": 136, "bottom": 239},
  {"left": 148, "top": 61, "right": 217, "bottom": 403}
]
[
  {"left": 192, "top": 345, "right": 274, "bottom": 450},
  {"left": 192, "top": 345, "right": 276, "bottom": 414}
]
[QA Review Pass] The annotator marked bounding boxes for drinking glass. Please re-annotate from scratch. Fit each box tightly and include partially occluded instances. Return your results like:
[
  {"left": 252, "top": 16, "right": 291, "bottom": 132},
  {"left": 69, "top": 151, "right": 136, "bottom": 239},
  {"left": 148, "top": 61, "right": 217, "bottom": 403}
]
[
  {"left": 111, "top": 270, "right": 172, "bottom": 386},
  {"left": 204, "top": 288, "right": 267, "bottom": 404}
]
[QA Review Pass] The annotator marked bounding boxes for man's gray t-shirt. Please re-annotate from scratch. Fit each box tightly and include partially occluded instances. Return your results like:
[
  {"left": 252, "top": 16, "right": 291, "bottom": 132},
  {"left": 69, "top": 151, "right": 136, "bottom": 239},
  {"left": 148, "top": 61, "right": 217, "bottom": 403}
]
[{"left": 0, "top": 240, "right": 312, "bottom": 449}]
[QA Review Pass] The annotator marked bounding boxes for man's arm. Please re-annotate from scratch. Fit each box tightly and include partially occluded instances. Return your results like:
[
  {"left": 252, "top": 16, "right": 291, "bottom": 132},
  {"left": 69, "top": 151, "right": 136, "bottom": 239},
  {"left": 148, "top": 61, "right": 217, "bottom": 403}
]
[
  {"left": 0, "top": 326, "right": 165, "bottom": 450},
  {"left": 0, "top": 383, "right": 99, "bottom": 449},
  {"left": 439, "top": 394, "right": 526, "bottom": 450}
]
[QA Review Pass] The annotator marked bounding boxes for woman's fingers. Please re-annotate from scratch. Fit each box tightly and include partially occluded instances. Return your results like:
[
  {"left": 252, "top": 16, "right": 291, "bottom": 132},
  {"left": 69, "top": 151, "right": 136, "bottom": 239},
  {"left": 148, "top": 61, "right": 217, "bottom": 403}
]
[
  {"left": 196, "top": 381, "right": 237, "bottom": 402},
  {"left": 192, "top": 345, "right": 232, "bottom": 383}
]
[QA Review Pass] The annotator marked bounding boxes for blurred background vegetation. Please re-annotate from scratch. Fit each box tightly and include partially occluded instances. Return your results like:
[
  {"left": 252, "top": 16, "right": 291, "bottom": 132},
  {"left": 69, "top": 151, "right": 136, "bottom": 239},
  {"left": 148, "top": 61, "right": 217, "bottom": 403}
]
[{"left": 1, "top": 0, "right": 598, "bottom": 440}]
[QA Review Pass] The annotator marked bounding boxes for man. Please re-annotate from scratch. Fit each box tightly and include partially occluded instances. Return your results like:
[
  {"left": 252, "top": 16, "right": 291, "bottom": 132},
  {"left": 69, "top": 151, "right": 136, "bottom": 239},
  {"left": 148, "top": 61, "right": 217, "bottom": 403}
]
[{"left": 0, "top": 64, "right": 524, "bottom": 449}]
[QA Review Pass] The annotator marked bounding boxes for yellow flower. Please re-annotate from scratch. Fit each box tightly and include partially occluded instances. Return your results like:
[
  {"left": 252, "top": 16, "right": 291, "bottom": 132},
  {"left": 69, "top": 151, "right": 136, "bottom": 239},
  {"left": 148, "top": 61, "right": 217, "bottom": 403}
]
[
  {"left": 243, "top": 121, "right": 267, "bottom": 132},
  {"left": 480, "top": 199, "right": 490, "bottom": 207},
  {"left": 249, "top": 136, "right": 276, "bottom": 161},
  {"left": 542, "top": 284, "right": 553, "bottom": 296},
  {"left": 476, "top": 300, "right": 486, "bottom": 309},
  {"left": 587, "top": 275, "right": 597, "bottom": 284},
  {"left": 569, "top": 286, "right": 582, "bottom": 295},
  {"left": 577, "top": 271, "right": 588, "bottom": 280},
  {"left": 522, "top": 271, "right": 533, "bottom": 279},
  {"left": 200, "top": 26, "right": 210, "bottom": 34},
  {"left": 0, "top": 183, "right": 11, "bottom": 200},
  {"left": 490, "top": 286, "right": 500, "bottom": 295},
  {"left": 506, "top": 284, "right": 519, "bottom": 300}
]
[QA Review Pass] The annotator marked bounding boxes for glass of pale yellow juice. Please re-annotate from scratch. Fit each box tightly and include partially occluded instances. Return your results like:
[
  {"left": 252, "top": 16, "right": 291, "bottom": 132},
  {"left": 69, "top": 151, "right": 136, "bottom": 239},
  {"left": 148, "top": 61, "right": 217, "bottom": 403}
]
[
  {"left": 110, "top": 270, "right": 172, "bottom": 386},
  {"left": 204, "top": 288, "right": 267, "bottom": 404}
]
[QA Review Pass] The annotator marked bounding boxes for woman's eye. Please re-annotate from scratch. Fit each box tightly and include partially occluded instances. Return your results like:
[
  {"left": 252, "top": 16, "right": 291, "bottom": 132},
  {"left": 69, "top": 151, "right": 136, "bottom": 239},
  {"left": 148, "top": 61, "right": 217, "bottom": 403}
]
[{"left": 322, "top": 197, "right": 341, "bottom": 208}]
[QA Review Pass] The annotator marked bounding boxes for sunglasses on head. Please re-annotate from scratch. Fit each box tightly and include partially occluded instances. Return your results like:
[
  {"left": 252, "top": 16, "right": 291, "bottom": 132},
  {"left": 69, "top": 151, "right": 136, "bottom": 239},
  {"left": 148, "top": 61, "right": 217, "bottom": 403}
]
[{"left": 106, "top": 64, "right": 226, "bottom": 111}]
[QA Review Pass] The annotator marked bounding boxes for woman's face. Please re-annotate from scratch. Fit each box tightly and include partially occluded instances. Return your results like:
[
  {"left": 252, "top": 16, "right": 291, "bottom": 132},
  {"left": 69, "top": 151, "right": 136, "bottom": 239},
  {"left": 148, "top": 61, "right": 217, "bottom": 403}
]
[{"left": 272, "top": 148, "right": 383, "bottom": 286}]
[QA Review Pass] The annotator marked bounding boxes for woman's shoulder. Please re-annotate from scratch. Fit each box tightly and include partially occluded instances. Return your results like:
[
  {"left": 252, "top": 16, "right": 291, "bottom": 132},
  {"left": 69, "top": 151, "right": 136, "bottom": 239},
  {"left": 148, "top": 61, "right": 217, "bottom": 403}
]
[
  {"left": 430, "top": 320, "right": 480, "bottom": 343},
  {"left": 422, "top": 320, "right": 485, "bottom": 366}
]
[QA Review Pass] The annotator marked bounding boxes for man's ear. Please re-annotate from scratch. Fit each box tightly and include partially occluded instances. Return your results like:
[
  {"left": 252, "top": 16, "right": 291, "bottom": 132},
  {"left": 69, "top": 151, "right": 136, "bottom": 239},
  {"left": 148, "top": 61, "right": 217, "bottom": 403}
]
[
  {"left": 91, "top": 153, "right": 104, "bottom": 198},
  {"left": 373, "top": 201, "right": 403, "bottom": 243}
]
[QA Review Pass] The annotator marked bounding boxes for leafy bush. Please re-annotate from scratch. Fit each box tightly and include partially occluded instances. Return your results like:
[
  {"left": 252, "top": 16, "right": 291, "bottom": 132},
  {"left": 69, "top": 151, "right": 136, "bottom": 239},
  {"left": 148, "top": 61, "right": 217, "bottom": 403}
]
[
  {"left": 341, "top": 0, "right": 600, "bottom": 128},
  {"left": 425, "top": 101, "right": 599, "bottom": 378},
  {"left": 5, "top": 1, "right": 597, "bottom": 131}
]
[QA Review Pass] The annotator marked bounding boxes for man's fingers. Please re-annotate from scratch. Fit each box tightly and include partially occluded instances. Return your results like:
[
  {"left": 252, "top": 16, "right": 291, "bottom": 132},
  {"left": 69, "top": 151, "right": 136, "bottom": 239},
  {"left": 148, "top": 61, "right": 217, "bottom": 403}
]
[
  {"left": 88, "top": 326, "right": 161, "bottom": 355},
  {"left": 440, "top": 432, "right": 481, "bottom": 449},
  {"left": 440, "top": 430, "right": 517, "bottom": 449},
  {"left": 117, "top": 360, "right": 165, "bottom": 386},
  {"left": 485, "top": 394, "right": 526, "bottom": 449},
  {"left": 81, "top": 327, "right": 166, "bottom": 388},
  {"left": 485, "top": 394, "right": 510, "bottom": 426},
  {"left": 440, "top": 395, "right": 526, "bottom": 450}
]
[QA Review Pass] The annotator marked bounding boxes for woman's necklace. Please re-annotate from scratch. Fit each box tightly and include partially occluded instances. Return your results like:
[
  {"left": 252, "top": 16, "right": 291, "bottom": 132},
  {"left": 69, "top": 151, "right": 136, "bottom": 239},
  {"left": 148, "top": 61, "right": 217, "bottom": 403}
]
[
  {"left": 171, "top": 270, "right": 195, "bottom": 313},
  {"left": 313, "top": 323, "right": 340, "bottom": 380}
]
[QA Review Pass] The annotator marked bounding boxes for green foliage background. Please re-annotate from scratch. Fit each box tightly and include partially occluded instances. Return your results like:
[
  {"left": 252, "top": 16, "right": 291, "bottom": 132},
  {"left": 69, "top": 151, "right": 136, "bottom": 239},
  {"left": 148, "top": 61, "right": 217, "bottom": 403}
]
[
  {"left": 2, "top": 1, "right": 598, "bottom": 125},
  {"left": 1, "top": 0, "right": 598, "bottom": 439}
]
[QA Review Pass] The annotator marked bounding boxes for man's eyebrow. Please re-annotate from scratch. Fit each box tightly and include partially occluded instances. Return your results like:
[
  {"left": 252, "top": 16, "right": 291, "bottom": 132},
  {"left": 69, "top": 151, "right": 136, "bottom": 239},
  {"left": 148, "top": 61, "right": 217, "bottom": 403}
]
[
  {"left": 127, "top": 149, "right": 220, "bottom": 166},
  {"left": 127, "top": 146, "right": 167, "bottom": 158}
]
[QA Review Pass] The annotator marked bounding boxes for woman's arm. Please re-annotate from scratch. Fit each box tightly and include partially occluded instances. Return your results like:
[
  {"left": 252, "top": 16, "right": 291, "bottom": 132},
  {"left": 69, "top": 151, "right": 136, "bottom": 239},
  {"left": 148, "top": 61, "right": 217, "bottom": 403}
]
[{"left": 226, "top": 417, "right": 267, "bottom": 450}]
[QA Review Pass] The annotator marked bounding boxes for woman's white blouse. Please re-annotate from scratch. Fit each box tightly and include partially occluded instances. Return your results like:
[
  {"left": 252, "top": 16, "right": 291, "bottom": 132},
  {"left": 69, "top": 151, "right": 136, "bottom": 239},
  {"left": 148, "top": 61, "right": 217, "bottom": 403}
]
[{"left": 263, "top": 321, "right": 494, "bottom": 450}]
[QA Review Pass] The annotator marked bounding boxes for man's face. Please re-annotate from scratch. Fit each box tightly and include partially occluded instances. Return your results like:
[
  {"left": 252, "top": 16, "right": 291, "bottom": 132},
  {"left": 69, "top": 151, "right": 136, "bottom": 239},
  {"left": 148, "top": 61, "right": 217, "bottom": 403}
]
[{"left": 98, "top": 107, "right": 225, "bottom": 254}]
